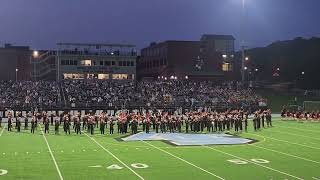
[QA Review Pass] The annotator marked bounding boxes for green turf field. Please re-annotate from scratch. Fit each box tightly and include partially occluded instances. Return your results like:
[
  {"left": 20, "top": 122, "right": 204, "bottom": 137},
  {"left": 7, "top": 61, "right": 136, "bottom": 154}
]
[{"left": 0, "top": 118, "right": 319, "bottom": 180}]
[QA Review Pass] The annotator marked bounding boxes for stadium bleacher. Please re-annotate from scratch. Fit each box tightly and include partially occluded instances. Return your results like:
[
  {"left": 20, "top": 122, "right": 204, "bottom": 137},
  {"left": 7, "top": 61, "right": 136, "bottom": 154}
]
[{"left": 0, "top": 80, "right": 266, "bottom": 110}]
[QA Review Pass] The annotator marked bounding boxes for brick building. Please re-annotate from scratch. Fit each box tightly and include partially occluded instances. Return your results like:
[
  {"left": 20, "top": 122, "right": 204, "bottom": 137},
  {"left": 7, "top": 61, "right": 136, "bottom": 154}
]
[
  {"left": 138, "top": 34, "right": 236, "bottom": 80},
  {"left": 0, "top": 44, "right": 32, "bottom": 81}
]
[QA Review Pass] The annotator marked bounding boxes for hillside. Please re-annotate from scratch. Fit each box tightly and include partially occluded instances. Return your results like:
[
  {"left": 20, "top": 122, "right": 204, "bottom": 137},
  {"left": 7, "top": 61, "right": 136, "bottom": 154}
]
[{"left": 244, "top": 37, "right": 320, "bottom": 89}]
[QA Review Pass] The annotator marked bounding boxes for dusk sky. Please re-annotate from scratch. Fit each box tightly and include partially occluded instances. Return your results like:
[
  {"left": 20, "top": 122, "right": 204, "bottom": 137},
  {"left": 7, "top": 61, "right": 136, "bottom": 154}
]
[{"left": 0, "top": 0, "right": 319, "bottom": 50}]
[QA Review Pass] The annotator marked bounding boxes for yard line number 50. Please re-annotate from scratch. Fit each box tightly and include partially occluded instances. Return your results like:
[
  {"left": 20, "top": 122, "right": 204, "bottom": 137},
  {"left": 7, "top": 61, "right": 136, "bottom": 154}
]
[{"left": 227, "top": 158, "right": 270, "bottom": 165}]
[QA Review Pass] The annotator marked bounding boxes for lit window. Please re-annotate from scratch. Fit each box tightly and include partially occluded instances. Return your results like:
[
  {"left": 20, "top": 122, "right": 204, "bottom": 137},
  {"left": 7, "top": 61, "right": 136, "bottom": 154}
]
[
  {"left": 80, "top": 60, "right": 92, "bottom": 66},
  {"left": 112, "top": 74, "right": 128, "bottom": 80},
  {"left": 63, "top": 73, "right": 84, "bottom": 79},
  {"left": 98, "top": 74, "right": 109, "bottom": 80},
  {"left": 222, "top": 63, "right": 232, "bottom": 72}
]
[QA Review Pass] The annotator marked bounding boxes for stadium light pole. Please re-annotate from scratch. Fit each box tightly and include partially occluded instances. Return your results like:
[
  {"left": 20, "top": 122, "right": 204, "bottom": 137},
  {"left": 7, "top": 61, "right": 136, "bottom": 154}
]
[
  {"left": 32, "top": 50, "right": 39, "bottom": 81},
  {"left": 241, "top": 0, "right": 246, "bottom": 83},
  {"left": 15, "top": 68, "right": 18, "bottom": 82}
]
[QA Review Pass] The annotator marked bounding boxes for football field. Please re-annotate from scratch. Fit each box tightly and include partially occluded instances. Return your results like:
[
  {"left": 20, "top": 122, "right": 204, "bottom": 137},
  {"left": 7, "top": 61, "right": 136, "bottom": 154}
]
[{"left": 0, "top": 119, "right": 319, "bottom": 180}]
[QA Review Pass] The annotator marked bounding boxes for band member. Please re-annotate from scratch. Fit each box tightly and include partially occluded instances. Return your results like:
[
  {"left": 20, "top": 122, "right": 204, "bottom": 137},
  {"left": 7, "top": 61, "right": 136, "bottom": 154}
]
[
  {"left": 100, "top": 118, "right": 105, "bottom": 135},
  {"left": 64, "top": 116, "right": 71, "bottom": 135},
  {"left": 8, "top": 114, "right": 12, "bottom": 131},
  {"left": 109, "top": 120, "right": 114, "bottom": 134},
  {"left": 185, "top": 118, "right": 189, "bottom": 133},
  {"left": 50, "top": 113, "right": 54, "bottom": 126},
  {"left": 82, "top": 114, "right": 88, "bottom": 130},
  {"left": 55, "top": 116, "right": 60, "bottom": 134},
  {"left": 161, "top": 119, "right": 166, "bottom": 133},
  {"left": 16, "top": 116, "right": 21, "bottom": 132},
  {"left": 31, "top": 116, "right": 36, "bottom": 134},
  {"left": 256, "top": 111, "right": 261, "bottom": 130},
  {"left": 75, "top": 116, "right": 81, "bottom": 135},
  {"left": 36, "top": 112, "right": 42, "bottom": 130},
  {"left": 131, "top": 118, "right": 138, "bottom": 134},
  {"left": 266, "top": 109, "right": 272, "bottom": 127},
  {"left": 24, "top": 115, "right": 29, "bottom": 130},
  {"left": 145, "top": 119, "right": 150, "bottom": 133},
  {"left": 177, "top": 118, "right": 182, "bottom": 133},
  {"left": 253, "top": 113, "right": 258, "bottom": 131},
  {"left": 88, "top": 116, "right": 95, "bottom": 135},
  {"left": 44, "top": 117, "right": 50, "bottom": 134},
  {"left": 155, "top": 119, "right": 160, "bottom": 133},
  {"left": 243, "top": 111, "right": 248, "bottom": 132},
  {"left": 117, "top": 120, "right": 121, "bottom": 134},
  {"left": 261, "top": 110, "right": 266, "bottom": 128}
]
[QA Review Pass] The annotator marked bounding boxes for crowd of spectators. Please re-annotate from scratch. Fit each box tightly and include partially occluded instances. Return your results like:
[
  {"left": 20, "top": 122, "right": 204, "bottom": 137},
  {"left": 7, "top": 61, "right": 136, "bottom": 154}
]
[
  {"left": 61, "top": 80, "right": 265, "bottom": 109},
  {"left": 0, "top": 80, "right": 266, "bottom": 110},
  {"left": 62, "top": 80, "right": 136, "bottom": 107},
  {"left": 0, "top": 81, "right": 61, "bottom": 109}
]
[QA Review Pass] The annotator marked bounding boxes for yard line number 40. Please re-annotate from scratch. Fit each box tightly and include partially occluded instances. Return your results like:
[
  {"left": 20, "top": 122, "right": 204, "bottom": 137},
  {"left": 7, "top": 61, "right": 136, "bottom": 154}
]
[{"left": 107, "top": 163, "right": 149, "bottom": 170}]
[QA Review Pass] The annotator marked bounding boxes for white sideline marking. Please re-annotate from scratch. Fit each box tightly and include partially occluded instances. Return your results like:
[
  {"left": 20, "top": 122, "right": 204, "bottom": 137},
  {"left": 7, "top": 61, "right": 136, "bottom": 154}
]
[
  {"left": 251, "top": 144, "right": 320, "bottom": 164},
  {"left": 277, "top": 120, "right": 320, "bottom": 127},
  {"left": 275, "top": 124, "right": 320, "bottom": 134},
  {"left": 40, "top": 125, "right": 64, "bottom": 180},
  {"left": 84, "top": 133, "right": 145, "bottom": 180},
  {"left": 204, "top": 146, "right": 303, "bottom": 180},
  {"left": 142, "top": 141, "right": 225, "bottom": 180},
  {"left": 248, "top": 133, "right": 320, "bottom": 150},
  {"left": 270, "top": 130, "right": 320, "bottom": 141}
]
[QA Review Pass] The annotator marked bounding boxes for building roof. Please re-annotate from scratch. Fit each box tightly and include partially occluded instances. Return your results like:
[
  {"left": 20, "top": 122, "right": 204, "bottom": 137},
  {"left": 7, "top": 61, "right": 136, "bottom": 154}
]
[
  {"left": 57, "top": 42, "right": 135, "bottom": 48},
  {"left": 1, "top": 44, "right": 29, "bottom": 50},
  {"left": 201, "top": 34, "right": 235, "bottom": 40}
]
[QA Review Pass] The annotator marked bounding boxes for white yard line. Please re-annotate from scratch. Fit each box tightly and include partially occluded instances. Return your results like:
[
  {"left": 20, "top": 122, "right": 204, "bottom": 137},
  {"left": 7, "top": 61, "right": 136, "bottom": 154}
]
[
  {"left": 84, "top": 133, "right": 145, "bottom": 180},
  {"left": 142, "top": 141, "right": 225, "bottom": 180},
  {"left": 204, "top": 146, "right": 303, "bottom": 180},
  {"left": 248, "top": 133, "right": 320, "bottom": 150},
  {"left": 250, "top": 144, "right": 320, "bottom": 164},
  {"left": 40, "top": 125, "right": 64, "bottom": 180},
  {"left": 0, "top": 125, "right": 5, "bottom": 136}
]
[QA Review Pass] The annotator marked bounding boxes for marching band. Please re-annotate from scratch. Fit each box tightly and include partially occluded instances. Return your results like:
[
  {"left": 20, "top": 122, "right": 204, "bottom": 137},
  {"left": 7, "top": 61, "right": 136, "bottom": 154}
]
[{"left": 1, "top": 109, "right": 273, "bottom": 135}]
